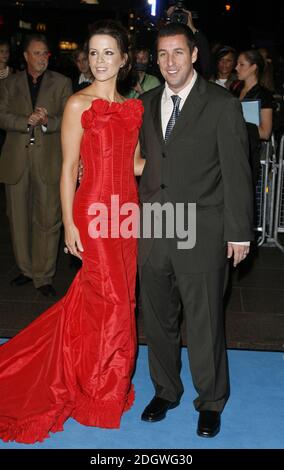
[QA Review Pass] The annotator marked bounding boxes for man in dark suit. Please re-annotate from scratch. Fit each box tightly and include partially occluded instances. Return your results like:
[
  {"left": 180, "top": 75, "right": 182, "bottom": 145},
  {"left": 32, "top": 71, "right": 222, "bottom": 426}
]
[
  {"left": 0, "top": 34, "right": 73, "bottom": 296},
  {"left": 138, "top": 23, "right": 254, "bottom": 437}
]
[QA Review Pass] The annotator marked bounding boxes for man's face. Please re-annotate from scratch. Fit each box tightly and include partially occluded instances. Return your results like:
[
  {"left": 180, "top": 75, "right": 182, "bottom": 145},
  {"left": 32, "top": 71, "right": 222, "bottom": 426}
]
[
  {"left": 136, "top": 50, "right": 149, "bottom": 65},
  {"left": 24, "top": 40, "right": 49, "bottom": 75},
  {"left": 157, "top": 34, "right": 197, "bottom": 93},
  {"left": 0, "top": 45, "right": 9, "bottom": 65},
  {"left": 76, "top": 52, "right": 90, "bottom": 74}
]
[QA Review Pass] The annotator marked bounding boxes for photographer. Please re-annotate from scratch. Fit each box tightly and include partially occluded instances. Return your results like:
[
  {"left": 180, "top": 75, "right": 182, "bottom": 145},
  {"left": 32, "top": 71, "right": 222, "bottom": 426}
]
[
  {"left": 166, "top": 3, "right": 213, "bottom": 79},
  {"left": 126, "top": 47, "right": 161, "bottom": 98}
]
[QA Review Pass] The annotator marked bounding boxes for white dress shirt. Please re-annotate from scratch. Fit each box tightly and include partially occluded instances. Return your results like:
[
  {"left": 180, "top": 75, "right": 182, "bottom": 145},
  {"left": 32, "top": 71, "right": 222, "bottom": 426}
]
[
  {"left": 78, "top": 73, "right": 93, "bottom": 85},
  {"left": 215, "top": 78, "right": 227, "bottom": 88},
  {"left": 160, "top": 70, "right": 249, "bottom": 247},
  {"left": 161, "top": 70, "right": 198, "bottom": 138}
]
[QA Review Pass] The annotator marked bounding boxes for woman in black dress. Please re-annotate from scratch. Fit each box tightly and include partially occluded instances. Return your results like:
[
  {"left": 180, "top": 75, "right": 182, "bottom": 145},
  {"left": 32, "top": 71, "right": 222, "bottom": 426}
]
[{"left": 231, "top": 49, "right": 274, "bottom": 184}]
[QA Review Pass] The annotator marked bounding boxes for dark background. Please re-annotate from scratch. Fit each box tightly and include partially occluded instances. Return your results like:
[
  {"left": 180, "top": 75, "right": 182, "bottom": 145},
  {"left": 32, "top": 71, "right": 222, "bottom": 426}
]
[
  {"left": 0, "top": 0, "right": 283, "bottom": 50},
  {"left": 0, "top": 0, "right": 283, "bottom": 79}
]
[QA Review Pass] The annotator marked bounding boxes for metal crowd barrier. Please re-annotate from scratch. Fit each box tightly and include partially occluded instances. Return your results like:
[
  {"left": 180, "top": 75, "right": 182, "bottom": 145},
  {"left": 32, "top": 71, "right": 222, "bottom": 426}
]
[
  {"left": 272, "top": 133, "right": 284, "bottom": 252},
  {"left": 254, "top": 130, "right": 284, "bottom": 252},
  {"left": 254, "top": 136, "right": 278, "bottom": 246},
  {"left": 255, "top": 140, "right": 270, "bottom": 245}
]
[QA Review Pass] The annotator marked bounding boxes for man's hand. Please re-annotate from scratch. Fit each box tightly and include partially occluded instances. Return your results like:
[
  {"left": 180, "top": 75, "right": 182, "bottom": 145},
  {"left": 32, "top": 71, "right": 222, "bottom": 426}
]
[
  {"left": 185, "top": 10, "right": 198, "bottom": 33},
  {"left": 133, "top": 82, "right": 144, "bottom": 95},
  {"left": 166, "top": 6, "right": 175, "bottom": 18},
  {"left": 28, "top": 107, "right": 48, "bottom": 127},
  {"left": 35, "top": 107, "right": 48, "bottom": 126},
  {"left": 227, "top": 243, "right": 250, "bottom": 267},
  {"left": 27, "top": 111, "right": 43, "bottom": 127},
  {"left": 166, "top": 7, "right": 198, "bottom": 33}
]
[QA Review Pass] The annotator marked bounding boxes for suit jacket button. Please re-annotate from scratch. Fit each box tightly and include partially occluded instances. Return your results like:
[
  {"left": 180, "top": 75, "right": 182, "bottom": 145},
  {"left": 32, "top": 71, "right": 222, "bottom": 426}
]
[
  {"left": 162, "top": 152, "right": 167, "bottom": 158},
  {"left": 160, "top": 184, "right": 166, "bottom": 189}
]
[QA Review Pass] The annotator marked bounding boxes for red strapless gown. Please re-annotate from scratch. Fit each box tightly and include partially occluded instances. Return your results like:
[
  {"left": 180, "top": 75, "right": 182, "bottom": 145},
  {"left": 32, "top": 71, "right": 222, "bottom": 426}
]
[{"left": 0, "top": 98, "right": 143, "bottom": 443}]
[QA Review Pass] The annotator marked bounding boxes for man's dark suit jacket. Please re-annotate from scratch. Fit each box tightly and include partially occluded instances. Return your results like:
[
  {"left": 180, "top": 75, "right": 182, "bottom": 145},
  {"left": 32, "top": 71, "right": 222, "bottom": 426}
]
[
  {"left": 138, "top": 74, "right": 254, "bottom": 272},
  {"left": 0, "top": 70, "right": 72, "bottom": 185}
]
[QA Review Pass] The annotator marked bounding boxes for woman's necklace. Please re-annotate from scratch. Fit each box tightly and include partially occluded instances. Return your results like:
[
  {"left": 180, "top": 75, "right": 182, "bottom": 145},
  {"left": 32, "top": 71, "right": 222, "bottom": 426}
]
[{"left": 0, "top": 66, "right": 9, "bottom": 80}]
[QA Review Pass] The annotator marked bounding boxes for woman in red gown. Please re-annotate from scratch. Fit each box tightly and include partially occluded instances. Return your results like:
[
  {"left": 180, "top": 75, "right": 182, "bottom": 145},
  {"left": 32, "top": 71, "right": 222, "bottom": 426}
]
[{"left": 0, "top": 20, "right": 145, "bottom": 443}]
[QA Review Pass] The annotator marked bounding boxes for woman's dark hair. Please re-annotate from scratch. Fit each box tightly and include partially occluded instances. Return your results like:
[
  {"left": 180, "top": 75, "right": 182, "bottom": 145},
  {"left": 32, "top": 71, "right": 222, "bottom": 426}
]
[
  {"left": 156, "top": 22, "right": 195, "bottom": 54},
  {"left": 0, "top": 39, "right": 10, "bottom": 48},
  {"left": 241, "top": 49, "right": 265, "bottom": 81},
  {"left": 88, "top": 20, "right": 131, "bottom": 82},
  {"left": 213, "top": 45, "right": 237, "bottom": 79},
  {"left": 215, "top": 45, "right": 237, "bottom": 63}
]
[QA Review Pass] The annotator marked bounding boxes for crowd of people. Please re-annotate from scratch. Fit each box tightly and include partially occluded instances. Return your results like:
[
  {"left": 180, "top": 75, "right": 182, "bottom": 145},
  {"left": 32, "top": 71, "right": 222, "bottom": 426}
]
[{"left": 0, "top": 5, "right": 282, "bottom": 445}]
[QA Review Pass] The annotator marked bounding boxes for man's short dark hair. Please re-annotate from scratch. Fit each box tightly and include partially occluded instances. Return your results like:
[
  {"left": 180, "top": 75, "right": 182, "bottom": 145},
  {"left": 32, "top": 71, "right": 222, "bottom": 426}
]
[
  {"left": 23, "top": 34, "right": 49, "bottom": 52},
  {"left": 135, "top": 46, "right": 150, "bottom": 55},
  {"left": 156, "top": 23, "right": 195, "bottom": 53}
]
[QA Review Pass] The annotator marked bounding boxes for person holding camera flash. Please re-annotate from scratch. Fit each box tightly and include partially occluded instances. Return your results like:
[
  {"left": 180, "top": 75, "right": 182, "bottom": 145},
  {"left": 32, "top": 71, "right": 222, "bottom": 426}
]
[
  {"left": 126, "top": 47, "right": 161, "bottom": 98},
  {"left": 166, "top": 2, "right": 213, "bottom": 80}
]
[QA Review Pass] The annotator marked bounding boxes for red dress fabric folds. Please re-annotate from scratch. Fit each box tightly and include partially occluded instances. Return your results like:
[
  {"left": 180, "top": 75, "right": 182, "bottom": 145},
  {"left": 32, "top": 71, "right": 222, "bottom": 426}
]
[{"left": 0, "top": 98, "right": 143, "bottom": 443}]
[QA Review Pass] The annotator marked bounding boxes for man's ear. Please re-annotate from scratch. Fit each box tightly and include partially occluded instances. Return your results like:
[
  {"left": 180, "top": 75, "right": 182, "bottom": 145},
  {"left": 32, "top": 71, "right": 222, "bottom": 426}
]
[
  {"left": 191, "top": 46, "right": 198, "bottom": 64},
  {"left": 23, "top": 51, "right": 28, "bottom": 63}
]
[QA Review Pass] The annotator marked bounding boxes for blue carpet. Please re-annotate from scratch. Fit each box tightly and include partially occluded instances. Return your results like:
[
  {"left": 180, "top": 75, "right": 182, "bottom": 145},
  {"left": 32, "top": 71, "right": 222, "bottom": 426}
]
[{"left": 0, "top": 340, "right": 283, "bottom": 449}]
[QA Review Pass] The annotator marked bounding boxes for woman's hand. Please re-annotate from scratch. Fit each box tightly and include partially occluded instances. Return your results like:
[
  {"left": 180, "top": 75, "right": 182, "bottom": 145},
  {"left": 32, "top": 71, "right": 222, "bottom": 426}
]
[
  {"left": 64, "top": 222, "right": 84, "bottom": 260},
  {"left": 134, "top": 141, "right": 145, "bottom": 176},
  {"left": 78, "top": 159, "right": 84, "bottom": 184}
]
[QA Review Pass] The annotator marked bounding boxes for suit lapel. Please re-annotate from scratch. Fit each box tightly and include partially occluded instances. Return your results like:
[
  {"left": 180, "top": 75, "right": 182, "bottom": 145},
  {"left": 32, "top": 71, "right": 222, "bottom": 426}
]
[
  {"left": 19, "top": 71, "right": 33, "bottom": 112},
  {"left": 36, "top": 70, "right": 53, "bottom": 108},
  {"left": 165, "top": 75, "right": 209, "bottom": 145},
  {"left": 150, "top": 86, "right": 165, "bottom": 148}
]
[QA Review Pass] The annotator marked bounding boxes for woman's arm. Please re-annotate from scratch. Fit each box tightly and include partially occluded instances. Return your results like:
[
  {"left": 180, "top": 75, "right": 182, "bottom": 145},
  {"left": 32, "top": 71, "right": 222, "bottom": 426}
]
[
  {"left": 60, "top": 95, "right": 84, "bottom": 259},
  {"left": 259, "top": 107, "right": 273, "bottom": 140},
  {"left": 134, "top": 141, "right": 145, "bottom": 176}
]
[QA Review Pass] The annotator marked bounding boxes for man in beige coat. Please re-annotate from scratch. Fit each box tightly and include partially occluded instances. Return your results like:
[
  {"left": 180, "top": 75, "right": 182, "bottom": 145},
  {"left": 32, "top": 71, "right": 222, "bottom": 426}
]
[{"left": 0, "top": 34, "right": 72, "bottom": 296}]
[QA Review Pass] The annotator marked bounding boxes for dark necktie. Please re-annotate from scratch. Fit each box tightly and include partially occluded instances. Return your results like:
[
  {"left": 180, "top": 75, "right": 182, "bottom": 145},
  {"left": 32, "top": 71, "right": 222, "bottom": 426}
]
[{"left": 165, "top": 95, "right": 181, "bottom": 142}]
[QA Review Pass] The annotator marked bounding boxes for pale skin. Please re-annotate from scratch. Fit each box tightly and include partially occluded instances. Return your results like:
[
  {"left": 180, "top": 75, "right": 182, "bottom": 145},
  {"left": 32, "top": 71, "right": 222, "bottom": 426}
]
[
  {"left": 60, "top": 33, "right": 145, "bottom": 259},
  {"left": 157, "top": 34, "right": 249, "bottom": 266},
  {"left": 236, "top": 53, "right": 272, "bottom": 140}
]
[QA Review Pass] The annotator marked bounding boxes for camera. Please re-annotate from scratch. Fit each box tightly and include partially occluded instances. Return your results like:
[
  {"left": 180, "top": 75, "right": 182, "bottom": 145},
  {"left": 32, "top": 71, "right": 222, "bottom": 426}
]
[{"left": 168, "top": 1, "right": 189, "bottom": 25}]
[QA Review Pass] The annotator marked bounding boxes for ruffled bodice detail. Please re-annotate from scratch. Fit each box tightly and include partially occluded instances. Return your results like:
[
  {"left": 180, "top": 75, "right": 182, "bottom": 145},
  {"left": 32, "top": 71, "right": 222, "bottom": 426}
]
[
  {"left": 81, "top": 98, "right": 143, "bottom": 132},
  {"left": 76, "top": 98, "right": 143, "bottom": 209}
]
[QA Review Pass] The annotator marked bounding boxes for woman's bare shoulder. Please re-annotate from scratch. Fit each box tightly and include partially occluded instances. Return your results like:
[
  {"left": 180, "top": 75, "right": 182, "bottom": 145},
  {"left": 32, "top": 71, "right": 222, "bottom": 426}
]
[{"left": 66, "top": 89, "right": 97, "bottom": 113}]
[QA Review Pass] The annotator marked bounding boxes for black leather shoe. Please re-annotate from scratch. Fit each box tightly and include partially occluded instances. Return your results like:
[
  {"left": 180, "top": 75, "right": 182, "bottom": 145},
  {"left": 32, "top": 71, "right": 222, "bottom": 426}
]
[
  {"left": 141, "top": 396, "right": 180, "bottom": 422},
  {"left": 10, "top": 274, "right": 32, "bottom": 286},
  {"left": 37, "top": 284, "right": 56, "bottom": 297},
  {"left": 197, "top": 411, "right": 221, "bottom": 438}
]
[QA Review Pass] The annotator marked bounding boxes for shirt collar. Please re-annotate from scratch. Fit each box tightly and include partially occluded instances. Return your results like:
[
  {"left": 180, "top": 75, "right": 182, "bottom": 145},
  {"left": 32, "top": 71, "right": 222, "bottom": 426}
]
[
  {"left": 26, "top": 70, "right": 45, "bottom": 86},
  {"left": 79, "top": 73, "right": 93, "bottom": 84},
  {"left": 164, "top": 69, "right": 197, "bottom": 103}
]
